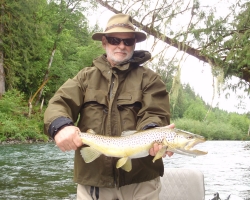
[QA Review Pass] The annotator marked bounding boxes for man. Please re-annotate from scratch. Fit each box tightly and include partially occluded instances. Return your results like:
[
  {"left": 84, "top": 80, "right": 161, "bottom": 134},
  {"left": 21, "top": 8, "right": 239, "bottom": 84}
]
[{"left": 44, "top": 13, "right": 174, "bottom": 200}]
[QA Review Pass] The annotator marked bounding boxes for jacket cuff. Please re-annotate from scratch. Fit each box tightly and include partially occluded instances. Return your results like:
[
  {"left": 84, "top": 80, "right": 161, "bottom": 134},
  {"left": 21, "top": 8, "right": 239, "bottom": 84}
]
[
  {"left": 142, "top": 123, "right": 159, "bottom": 130},
  {"left": 48, "top": 117, "right": 74, "bottom": 139}
]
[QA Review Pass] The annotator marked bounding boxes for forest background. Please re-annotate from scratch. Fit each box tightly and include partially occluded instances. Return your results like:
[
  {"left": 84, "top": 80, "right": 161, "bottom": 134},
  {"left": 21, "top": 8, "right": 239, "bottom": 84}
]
[{"left": 0, "top": 0, "right": 249, "bottom": 143}]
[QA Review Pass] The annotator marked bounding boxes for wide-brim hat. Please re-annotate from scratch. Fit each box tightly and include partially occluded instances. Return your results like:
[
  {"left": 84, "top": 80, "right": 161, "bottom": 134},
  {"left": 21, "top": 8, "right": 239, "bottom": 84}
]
[{"left": 92, "top": 13, "right": 146, "bottom": 43}]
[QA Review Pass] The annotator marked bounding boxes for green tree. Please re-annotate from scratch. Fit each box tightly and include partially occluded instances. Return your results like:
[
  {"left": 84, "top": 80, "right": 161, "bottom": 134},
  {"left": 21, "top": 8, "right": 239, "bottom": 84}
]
[
  {"left": 94, "top": 0, "right": 250, "bottom": 93},
  {"left": 183, "top": 98, "right": 207, "bottom": 121},
  {"left": 229, "top": 113, "right": 250, "bottom": 134},
  {"left": 1, "top": 0, "right": 104, "bottom": 101},
  {"left": 2, "top": 0, "right": 48, "bottom": 93},
  {"left": 32, "top": 0, "right": 104, "bottom": 103},
  {"left": 0, "top": 2, "right": 4, "bottom": 96}
]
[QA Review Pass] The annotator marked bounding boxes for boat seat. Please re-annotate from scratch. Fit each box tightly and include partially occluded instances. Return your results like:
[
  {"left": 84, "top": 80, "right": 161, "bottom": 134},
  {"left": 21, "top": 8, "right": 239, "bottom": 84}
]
[{"left": 159, "top": 168, "right": 205, "bottom": 200}]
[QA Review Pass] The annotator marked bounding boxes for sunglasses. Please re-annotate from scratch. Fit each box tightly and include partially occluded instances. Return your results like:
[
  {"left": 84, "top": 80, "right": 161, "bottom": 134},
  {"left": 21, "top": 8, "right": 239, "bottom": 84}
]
[{"left": 105, "top": 36, "right": 136, "bottom": 46}]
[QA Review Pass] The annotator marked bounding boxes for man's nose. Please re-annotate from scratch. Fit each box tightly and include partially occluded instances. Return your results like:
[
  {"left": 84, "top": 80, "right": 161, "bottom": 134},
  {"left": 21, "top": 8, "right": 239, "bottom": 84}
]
[{"left": 117, "top": 40, "right": 126, "bottom": 48}]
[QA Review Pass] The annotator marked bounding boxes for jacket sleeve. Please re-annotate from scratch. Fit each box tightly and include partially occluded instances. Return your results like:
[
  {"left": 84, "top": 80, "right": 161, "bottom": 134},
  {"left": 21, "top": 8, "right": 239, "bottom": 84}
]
[
  {"left": 43, "top": 71, "right": 86, "bottom": 137},
  {"left": 136, "top": 70, "right": 170, "bottom": 130}
]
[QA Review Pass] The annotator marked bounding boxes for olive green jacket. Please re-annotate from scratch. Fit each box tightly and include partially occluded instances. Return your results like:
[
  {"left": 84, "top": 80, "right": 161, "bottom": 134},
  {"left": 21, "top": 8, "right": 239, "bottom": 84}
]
[{"left": 44, "top": 50, "right": 170, "bottom": 188}]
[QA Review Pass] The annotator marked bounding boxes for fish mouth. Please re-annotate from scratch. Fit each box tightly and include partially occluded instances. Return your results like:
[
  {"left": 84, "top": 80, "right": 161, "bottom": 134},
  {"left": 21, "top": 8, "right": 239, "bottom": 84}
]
[
  {"left": 185, "top": 137, "right": 205, "bottom": 148},
  {"left": 167, "top": 136, "right": 207, "bottom": 156},
  {"left": 180, "top": 138, "right": 207, "bottom": 156}
]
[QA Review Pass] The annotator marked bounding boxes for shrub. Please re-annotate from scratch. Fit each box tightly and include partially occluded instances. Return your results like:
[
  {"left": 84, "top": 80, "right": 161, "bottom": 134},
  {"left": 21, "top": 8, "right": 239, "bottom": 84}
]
[
  {"left": 0, "top": 89, "right": 48, "bottom": 142},
  {"left": 173, "top": 118, "right": 249, "bottom": 140}
]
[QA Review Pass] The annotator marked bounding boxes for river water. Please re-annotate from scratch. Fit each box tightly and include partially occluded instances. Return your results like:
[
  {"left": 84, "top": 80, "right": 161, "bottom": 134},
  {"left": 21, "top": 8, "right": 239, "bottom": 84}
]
[{"left": 0, "top": 141, "right": 249, "bottom": 200}]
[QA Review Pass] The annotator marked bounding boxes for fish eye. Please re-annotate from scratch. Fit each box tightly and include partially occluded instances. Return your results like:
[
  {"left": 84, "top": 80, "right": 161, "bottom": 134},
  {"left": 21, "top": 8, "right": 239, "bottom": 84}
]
[{"left": 187, "top": 136, "right": 194, "bottom": 139}]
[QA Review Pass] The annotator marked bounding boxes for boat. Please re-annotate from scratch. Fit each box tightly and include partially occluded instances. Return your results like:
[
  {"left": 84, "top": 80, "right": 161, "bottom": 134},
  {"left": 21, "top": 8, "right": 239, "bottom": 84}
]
[{"left": 159, "top": 168, "right": 247, "bottom": 200}]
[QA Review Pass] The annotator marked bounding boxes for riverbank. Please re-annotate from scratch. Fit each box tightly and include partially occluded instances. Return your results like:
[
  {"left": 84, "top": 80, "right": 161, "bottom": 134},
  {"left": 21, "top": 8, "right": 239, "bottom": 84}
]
[{"left": 0, "top": 138, "right": 52, "bottom": 145}]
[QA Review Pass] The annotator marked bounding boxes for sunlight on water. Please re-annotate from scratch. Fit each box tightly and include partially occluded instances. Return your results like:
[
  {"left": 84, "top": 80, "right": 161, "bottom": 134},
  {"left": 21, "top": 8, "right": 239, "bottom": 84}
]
[{"left": 0, "top": 141, "right": 249, "bottom": 199}]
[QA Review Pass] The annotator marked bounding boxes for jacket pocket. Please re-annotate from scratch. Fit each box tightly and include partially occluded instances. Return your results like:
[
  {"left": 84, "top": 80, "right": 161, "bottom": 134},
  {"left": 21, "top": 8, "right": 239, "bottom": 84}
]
[
  {"left": 117, "top": 90, "right": 142, "bottom": 131},
  {"left": 84, "top": 88, "right": 108, "bottom": 106},
  {"left": 79, "top": 88, "right": 108, "bottom": 135}
]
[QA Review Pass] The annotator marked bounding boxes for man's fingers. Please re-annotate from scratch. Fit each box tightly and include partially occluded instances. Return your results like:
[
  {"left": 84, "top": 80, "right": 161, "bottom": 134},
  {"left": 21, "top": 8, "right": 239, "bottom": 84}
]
[
  {"left": 149, "top": 143, "right": 162, "bottom": 156},
  {"left": 54, "top": 126, "right": 83, "bottom": 152},
  {"left": 73, "top": 131, "right": 84, "bottom": 148},
  {"left": 55, "top": 133, "right": 67, "bottom": 151},
  {"left": 153, "top": 143, "right": 159, "bottom": 155},
  {"left": 149, "top": 143, "right": 157, "bottom": 156},
  {"left": 56, "top": 139, "right": 71, "bottom": 152},
  {"left": 166, "top": 151, "right": 174, "bottom": 157},
  {"left": 149, "top": 147, "right": 154, "bottom": 156},
  {"left": 158, "top": 144, "right": 163, "bottom": 150},
  {"left": 149, "top": 143, "right": 174, "bottom": 158},
  {"left": 168, "top": 123, "right": 175, "bottom": 129}
]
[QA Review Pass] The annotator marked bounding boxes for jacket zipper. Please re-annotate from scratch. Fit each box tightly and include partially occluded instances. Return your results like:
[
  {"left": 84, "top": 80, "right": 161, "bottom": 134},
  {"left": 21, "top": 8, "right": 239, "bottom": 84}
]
[
  {"left": 109, "top": 75, "right": 115, "bottom": 100},
  {"left": 109, "top": 73, "right": 120, "bottom": 188}
]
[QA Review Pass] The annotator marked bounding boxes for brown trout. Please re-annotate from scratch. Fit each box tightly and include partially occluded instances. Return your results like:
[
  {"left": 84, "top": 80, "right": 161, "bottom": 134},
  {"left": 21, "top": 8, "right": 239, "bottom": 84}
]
[{"left": 79, "top": 126, "right": 207, "bottom": 172}]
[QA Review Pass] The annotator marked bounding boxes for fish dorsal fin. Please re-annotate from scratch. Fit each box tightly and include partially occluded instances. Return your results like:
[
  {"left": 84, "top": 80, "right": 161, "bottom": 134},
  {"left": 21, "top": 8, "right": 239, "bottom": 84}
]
[
  {"left": 116, "top": 157, "right": 132, "bottom": 172},
  {"left": 121, "top": 130, "right": 137, "bottom": 137},
  {"left": 80, "top": 147, "right": 101, "bottom": 163},
  {"left": 86, "top": 129, "right": 96, "bottom": 134}
]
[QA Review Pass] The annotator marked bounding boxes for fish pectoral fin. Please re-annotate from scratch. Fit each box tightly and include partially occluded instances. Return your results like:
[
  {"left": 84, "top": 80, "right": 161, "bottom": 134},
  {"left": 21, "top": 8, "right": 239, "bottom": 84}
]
[
  {"left": 162, "top": 138, "right": 176, "bottom": 150},
  {"left": 116, "top": 157, "right": 132, "bottom": 172},
  {"left": 152, "top": 145, "right": 167, "bottom": 163},
  {"left": 162, "top": 138, "right": 169, "bottom": 146},
  {"left": 80, "top": 147, "right": 101, "bottom": 163},
  {"left": 163, "top": 139, "right": 178, "bottom": 151}
]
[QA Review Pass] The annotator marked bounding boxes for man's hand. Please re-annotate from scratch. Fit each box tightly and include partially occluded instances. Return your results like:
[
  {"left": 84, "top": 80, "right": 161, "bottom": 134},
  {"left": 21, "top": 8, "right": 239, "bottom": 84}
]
[
  {"left": 149, "top": 123, "right": 175, "bottom": 158},
  {"left": 54, "top": 126, "right": 83, "bottom": 152}
]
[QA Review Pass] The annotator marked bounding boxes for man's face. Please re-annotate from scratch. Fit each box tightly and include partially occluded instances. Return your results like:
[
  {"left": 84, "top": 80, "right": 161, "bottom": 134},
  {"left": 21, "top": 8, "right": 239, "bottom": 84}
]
[{"left": 102, "top": 32, "right": 136, "bottom": 66}]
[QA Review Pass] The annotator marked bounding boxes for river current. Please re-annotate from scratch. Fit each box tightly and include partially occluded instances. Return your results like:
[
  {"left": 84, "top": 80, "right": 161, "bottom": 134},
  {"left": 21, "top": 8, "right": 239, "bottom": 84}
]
[{"left": 0, "top": 141, "right": 249, "bottom": 200}]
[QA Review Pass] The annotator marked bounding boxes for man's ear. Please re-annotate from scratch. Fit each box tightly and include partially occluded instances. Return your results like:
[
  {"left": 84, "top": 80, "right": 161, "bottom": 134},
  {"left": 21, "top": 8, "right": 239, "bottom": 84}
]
[{"left": 101, "top": 36, "right": 106, "bottom": 48}]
